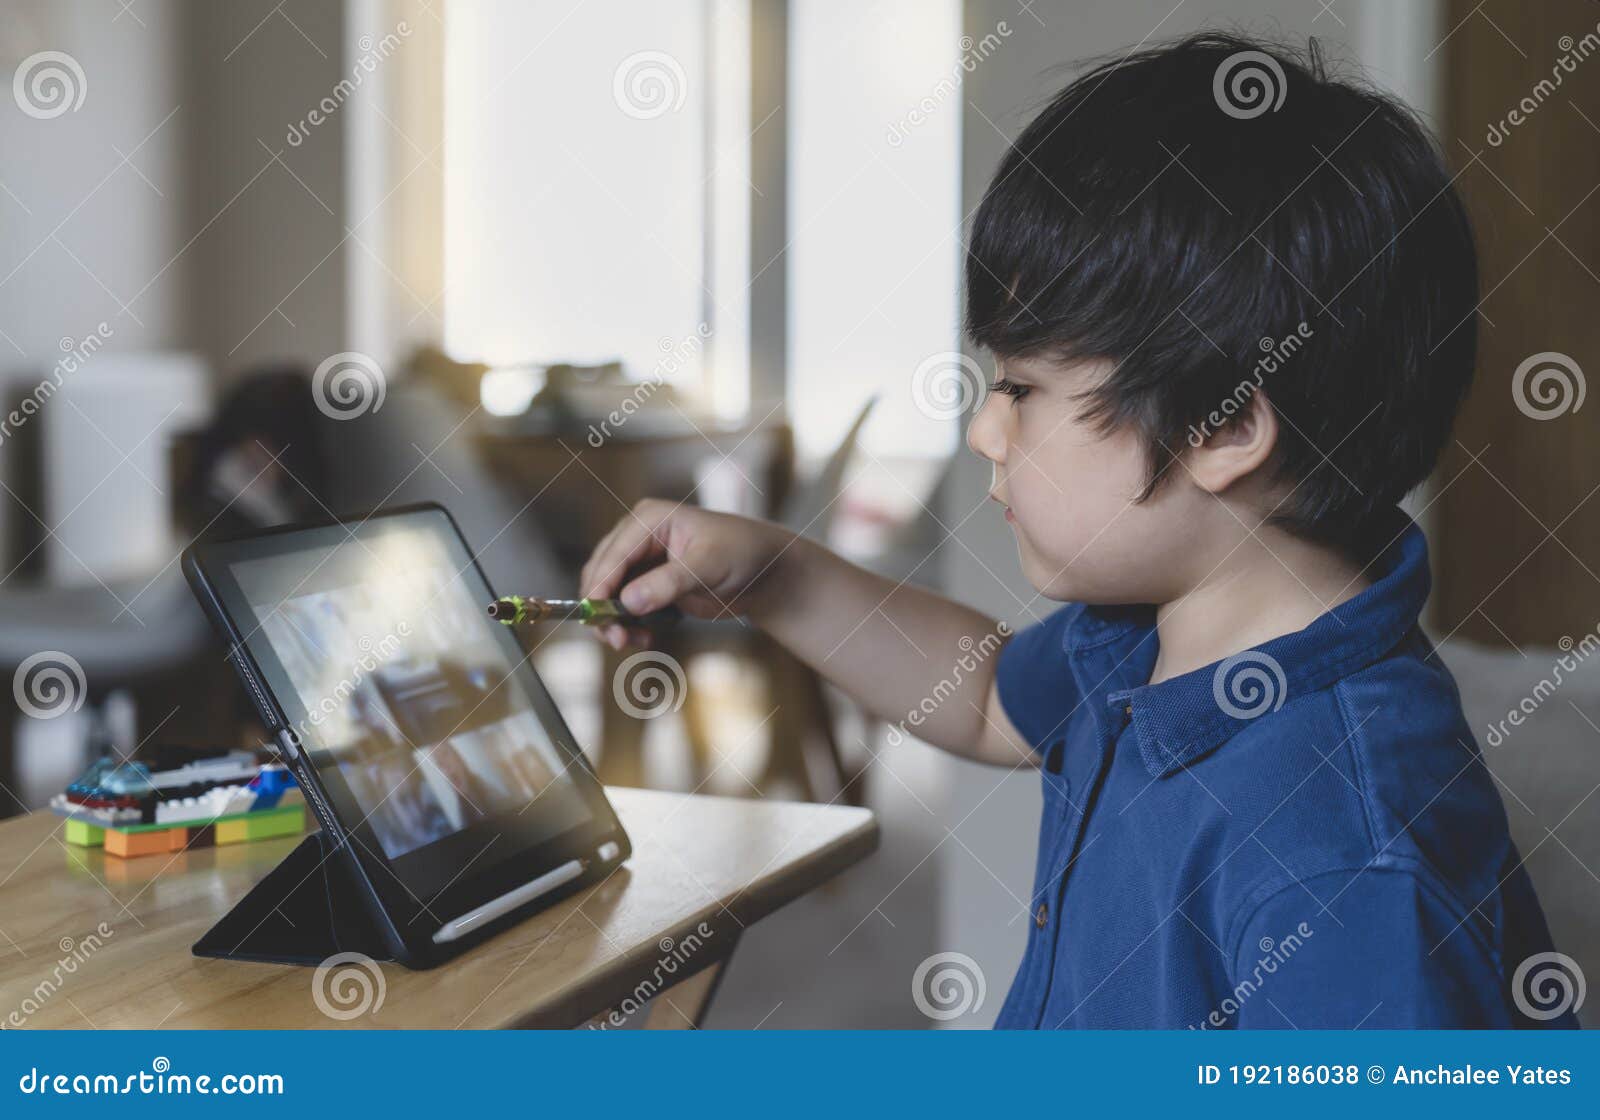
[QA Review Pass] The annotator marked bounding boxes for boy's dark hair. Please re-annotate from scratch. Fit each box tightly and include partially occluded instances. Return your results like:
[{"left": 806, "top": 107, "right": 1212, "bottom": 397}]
[{"left": 965, "top": 32, "right": 1477, "bottom": 547}]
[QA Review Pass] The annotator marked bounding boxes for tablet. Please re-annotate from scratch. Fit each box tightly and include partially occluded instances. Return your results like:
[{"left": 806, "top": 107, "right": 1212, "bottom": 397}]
[{"left": 183, "top": 502, "right": 630, "bottom": 967}]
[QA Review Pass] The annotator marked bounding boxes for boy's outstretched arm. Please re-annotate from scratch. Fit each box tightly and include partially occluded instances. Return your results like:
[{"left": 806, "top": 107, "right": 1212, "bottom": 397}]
[{"left": 580, "top": 501, "right": 1035, "bottom": 768}]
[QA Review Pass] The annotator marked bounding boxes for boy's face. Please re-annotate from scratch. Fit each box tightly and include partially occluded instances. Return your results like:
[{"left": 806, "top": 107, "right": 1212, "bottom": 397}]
[{"left": 966, "top": 354, "right": 1213, "bottom": 605}]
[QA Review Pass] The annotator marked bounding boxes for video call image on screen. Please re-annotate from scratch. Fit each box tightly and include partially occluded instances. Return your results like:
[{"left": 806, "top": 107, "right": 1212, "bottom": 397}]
[{"left": 234, "top": 528, "right": 586, "bottom": 859}]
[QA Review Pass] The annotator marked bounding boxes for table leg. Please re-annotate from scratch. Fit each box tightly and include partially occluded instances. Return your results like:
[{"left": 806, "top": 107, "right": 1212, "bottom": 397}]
[
  {"left": 582, "top": 935, "right": 741, "bottom": 1030},
  {"left": 641, "top": 958, "right": 729, "bottom": 1029}
]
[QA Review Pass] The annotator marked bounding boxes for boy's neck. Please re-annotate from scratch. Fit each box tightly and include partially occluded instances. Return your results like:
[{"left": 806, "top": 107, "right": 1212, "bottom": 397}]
[{"left": 1150, "top": 528, "right": 1371, "bottom": 685}]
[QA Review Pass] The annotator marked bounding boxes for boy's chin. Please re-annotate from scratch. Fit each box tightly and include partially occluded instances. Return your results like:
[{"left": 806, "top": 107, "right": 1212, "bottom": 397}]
[{"left": 1017, "top": 542, "right": 1150, "bottom": 605}]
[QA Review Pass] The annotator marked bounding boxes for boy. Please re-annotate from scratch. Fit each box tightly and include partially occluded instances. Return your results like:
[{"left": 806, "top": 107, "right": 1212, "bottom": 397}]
[{"left": 579, "top": 33, "right": 1574, "bottom": 1028}]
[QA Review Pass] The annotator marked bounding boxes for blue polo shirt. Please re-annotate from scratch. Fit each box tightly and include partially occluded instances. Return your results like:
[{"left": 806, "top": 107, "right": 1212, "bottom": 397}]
[{"left": 992, "top": 511, "right": 1575, "bottom": 1029}]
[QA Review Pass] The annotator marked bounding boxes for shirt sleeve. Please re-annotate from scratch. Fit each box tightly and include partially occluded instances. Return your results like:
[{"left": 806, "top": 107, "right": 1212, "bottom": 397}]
[
  {"left": 993, "top": 604, "right": 1082, "bottom": 753},
  {"left": 1230, "top": 868, "right": 1514, "bottom": 1029}
]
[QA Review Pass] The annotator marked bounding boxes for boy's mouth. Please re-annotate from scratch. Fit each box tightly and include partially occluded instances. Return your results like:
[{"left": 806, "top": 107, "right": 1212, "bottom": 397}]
[{"left": 989, "top": 493, "right": 1014, "bottom": 521}]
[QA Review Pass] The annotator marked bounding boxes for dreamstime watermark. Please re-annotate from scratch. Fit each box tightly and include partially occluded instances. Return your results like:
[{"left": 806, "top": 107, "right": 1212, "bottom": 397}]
[
  {"left": 0, "top": 323, "right": 113, "bottom": 448},
  {"left": 910, "top": 351, "right": 987, "bottom": 421},
  {"left": 613, "top": 50, "right": 687, "bottom": 119},
  {"left": 311, "top": 952, "right": 386, "bottom": 1021},
  {"left": 285, "top": 22, "right": 413, "bottom": 147},
  {"left": 885, "top": 624, "right": 1011, "bottom": 748},
  {"left": 2, "top": 924, "right": 114, "bottom": 1029},
  {"left": 16, "top": 1059, "right": 283, "bottom": 1096},
  {"left": 588, "top": 921, "right": 716, "bottom": 1028},
  {"left": 311, "top": 351, "right": 386, "bottom": 420},
  {"left": 290, "top": 623, "right": 411, "bottom": 745},
  {"left": 1512, "top": 951, "right": 1586, "bottom": 1021},
  {"left": 1213, "top": 50, "right": 1287, "bottom": 119},
  {"left": 1483, "top": 623, "right": 1600, "bottom": 747},
  {"left": 612, "top": 650, "right": 688, "bottom": 719},
  {"left": 1191, "top": 922, "right": 1314, "bottom": 1029},
  {"left": 1186, "top": 323, "right": 1313, "bottom": 447},
  {"left": 1212, "top": 650, "right": 1287, "bottom": 720},
  {"left": 13, "top": 651, "right": 87, "bottom": 720},
  {"left": 1486, "top": 26, "right": 1600, "bottom": 148},
  {"left": 13, "top": 51, "right": 86, "bottom": 119},
  {"left": 912, "top": 951, "right": 986, "bottom": 1021},
  {"left": 886, "top": 22, "right": 1012, "bottom": 148},
  {"left": 586, "top": 323, "right": 712, "bottom": 447},
  {"left": 1511, "top": 351, "right": 1585, "bottom": 421}
]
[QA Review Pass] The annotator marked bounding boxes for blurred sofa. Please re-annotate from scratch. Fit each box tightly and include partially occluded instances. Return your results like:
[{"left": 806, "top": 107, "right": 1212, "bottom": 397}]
[{"left": 1439, "top": 638, "right": 1599, "bottom": 1028}]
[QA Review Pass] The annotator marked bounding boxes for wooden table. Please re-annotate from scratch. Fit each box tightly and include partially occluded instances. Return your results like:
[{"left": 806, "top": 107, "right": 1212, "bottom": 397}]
[{"left": 0, "top": 788, "right": 877, "bottom": 1029}]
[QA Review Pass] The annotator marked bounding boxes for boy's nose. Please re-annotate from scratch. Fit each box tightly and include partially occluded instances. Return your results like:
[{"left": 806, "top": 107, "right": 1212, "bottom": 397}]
[{"left": 965, "top": 394, "right": 1006, "bottom": 465}]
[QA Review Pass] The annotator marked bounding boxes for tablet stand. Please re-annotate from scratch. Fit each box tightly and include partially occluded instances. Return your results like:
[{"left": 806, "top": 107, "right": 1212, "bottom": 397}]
[{"left": 192, "top": 831, "right": 393, "bottom": 965}]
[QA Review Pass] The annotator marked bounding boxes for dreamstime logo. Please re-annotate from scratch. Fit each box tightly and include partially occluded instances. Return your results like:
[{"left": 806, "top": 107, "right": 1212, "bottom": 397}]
[
  {"left": 312, "top": 352, "right": 386, "bottom": 420},
  {"left": 911, "top": 352, "right": 986, "bottom": 420},
  {"left": 0, "top": 322, "right": 113, "bottom": 448},
  {"left": 1191, "top": 922, "right": 1314, "bottom": 1029},
  {"left": 1213, "top": 50, "right": 1287, "bottom": 119},
  {"left": 1486, "top": 26, "right": 1600, "bottom": 147},
  {"left": 1512, "top": 351, "right": 1585, "bottom": 420},
  {"left": 13, "top": 651, "right": 87, "bottom": 720},
  {"left": 885, "top": 21, "right": 1012, "bottom": 148},
  {"left": 1211, "top": 650, "right": 1287, "bottom": 720},
  {"left": 586, "top": 323, "right": 712, "bottom": 447},
  {"left": 285, "top": 21, "right": 412, "bottom": 147},
  {"left": 885, "top": 623, "right": 1011, "bottom": 748},
  {"left": 1483, "top": 623, "right": 1600, "bottom": 746},
  {"left": 1512, "top": 951, "right": 1586, "bottom": 1021},
  {"left": 589, "top": 921, "right": 715, "bottom": 1028},
  {"left": 293, "top": 623, "right": 411, "bottom": 743},
  {"left": 612, "top": 51, "right": 686, "bottom": 119},
  {"left": 3, "top": 922, "right": 114, "bottom": 1029},
  {"left": 311, "top": 952, "right": 386, "bottom": 1021},
  {"left": 612, "top": 650, "right": 687, "bottom": 718},
  {"left": 912, "top": 951, "right": 985, "bottom": 1022},
  {"left": 13, "top": 51, "right": 87, "bottom": 119},
  {"left": 1186, "top": 323, "right": 1313, "bottom": 447}
]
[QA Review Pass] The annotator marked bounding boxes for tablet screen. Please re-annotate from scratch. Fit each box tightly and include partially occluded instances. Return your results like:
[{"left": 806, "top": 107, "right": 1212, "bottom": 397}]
[{"left": 228, "top": 521, "right": 592, "bottom": 862}]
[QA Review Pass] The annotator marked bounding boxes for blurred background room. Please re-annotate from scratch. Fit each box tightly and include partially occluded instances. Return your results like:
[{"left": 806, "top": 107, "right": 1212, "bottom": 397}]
[{"left": 0, "top": 0, "right": 1596, "bottom": 1026}]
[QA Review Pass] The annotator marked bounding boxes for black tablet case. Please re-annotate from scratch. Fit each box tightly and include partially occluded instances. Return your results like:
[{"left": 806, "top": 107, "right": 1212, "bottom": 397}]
[{"left": 192, "top": 831, "right": 393, "bottom": 965}]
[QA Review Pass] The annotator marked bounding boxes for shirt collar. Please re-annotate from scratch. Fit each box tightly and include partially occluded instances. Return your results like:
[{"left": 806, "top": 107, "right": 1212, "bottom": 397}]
[{"left": 1061, "top": 508, "right": 1432, "bottom": 778}]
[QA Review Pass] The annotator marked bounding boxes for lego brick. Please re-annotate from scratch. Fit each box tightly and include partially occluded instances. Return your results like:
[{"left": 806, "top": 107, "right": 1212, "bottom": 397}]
[
  {"left": 105, "top": 826, "right": 188, "bottom": 858},
  {"left": 64, "top": 820, "right": 104, "bottom": 848},
  {"left": 216, "top": 806, "right": 304, "bottom": 845}
]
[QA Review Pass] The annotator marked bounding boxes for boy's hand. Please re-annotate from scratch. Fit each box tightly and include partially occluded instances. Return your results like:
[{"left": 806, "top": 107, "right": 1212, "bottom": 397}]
[{"left": 579, "top": 500, "right": 795, "bottom": 649}]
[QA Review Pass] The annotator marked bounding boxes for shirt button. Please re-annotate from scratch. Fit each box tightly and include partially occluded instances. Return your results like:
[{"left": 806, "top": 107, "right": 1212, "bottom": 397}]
[{"left": 1034, "top": 902, "right": 1049, "bottom": 929}]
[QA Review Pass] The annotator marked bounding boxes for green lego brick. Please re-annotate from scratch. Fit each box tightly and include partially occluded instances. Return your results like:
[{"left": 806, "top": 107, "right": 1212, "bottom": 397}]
[
  {"left": 215, "top": 805, "right": 305, "bottom": 844},
  {"left": 64, "top": 819, "right": 104, "bottom": 848},
  {"left": 240, "top": 805, "right": 304, "bottom": 839}
]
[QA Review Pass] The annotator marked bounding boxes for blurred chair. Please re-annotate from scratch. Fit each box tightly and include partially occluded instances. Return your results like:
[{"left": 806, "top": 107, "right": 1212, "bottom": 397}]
[
  {"left": 1437, "top": 639, "right": 1600, "bottom": 1029},
  {"left": 316, "top": 363, "right": 567, "bottom": 597},
  {"left": 0, "top": 353, "right": 215, "bottom": 809},
  {"left": 744, "top": 396, "right": 879, "bottom": 801},
  {"left": 614, "top": 397, "right": 879, "bottom": 801}
]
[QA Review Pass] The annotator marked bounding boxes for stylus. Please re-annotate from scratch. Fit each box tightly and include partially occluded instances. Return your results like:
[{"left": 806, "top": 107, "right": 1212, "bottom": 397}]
[
  {"left": 487, "top": 595, "right": 680, "bottom": 628},
  {"left": 431, "top": 858, "right": 585, "bottom": 944}
]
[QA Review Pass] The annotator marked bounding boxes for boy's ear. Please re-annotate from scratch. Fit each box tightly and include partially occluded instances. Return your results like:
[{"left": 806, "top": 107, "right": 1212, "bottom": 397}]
[{"left": 1185, "top": 388, "right": 1279, "bottom": 496}]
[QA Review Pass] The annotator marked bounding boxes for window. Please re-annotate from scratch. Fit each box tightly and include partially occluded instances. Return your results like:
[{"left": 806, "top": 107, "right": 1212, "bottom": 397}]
[
  {"left": 444, "top": 0, "right": 749, "bottom": 416},
  {"left": 787, "top": 0, "right": 963, "bottom": 463}
]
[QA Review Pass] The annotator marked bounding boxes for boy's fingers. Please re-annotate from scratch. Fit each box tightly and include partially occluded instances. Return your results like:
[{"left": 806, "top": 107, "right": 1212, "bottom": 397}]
[
  {"left": 583, "top": 505, "right": 674, "bottom": 599},
  {"left": 617, "top": 557, "right": 698, "bottom": 615}
]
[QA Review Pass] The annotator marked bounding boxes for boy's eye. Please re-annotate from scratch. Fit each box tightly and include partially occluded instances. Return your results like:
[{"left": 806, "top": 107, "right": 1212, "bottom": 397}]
[{"left": 989, "top": 377, "right": 1030, "bottom": 400}]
